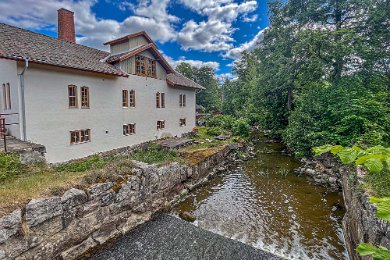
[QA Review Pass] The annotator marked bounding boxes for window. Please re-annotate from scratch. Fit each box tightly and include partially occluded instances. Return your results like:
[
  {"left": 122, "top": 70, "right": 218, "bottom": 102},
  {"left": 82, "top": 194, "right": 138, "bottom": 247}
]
[
  {"left": 180, "top": 118, "right": 186, "bottom": 127},
  {"left": 136, "top": 55, "right": 157, "bottom": 78},
  {"left": 122, "top": 90, "right": 128, "bottom": 108},
  {"left": 161, "top": 93, "right": 165, "bottom": 108},
  {"left": 68, "top": 85, "right": 78, "bottom": 108},
  {"left": 2, "top": 83, "right": 11, "bottom": 110},
  {"left": 123, "top": 123, "right": 136, "bottom": 135},
  {"left": 129, "top": 90, "right": 136, "bottom": 107},
  {"left": 180, "top": 94, "right": 186, "bottom": 107},
  {"left": 147, "top": 58, "right": 156, "bottom": 78},
  {"left": 136, "top": 55, "right": 146, "bottom": 76},
  {"left": 81, "top": 87, "right": 89, "bottom": 108},
  {"left": 156, "top": 92, "right": 160, "bottom": 108},
  {"left": 70, "top": 129, "right": 90, "bottom": 144},
  {"left": 156, "top": 92, "right": 165, "bottom": 108},
  {"left": 157, "top": 120, "right": 165, "bottom": 130}
]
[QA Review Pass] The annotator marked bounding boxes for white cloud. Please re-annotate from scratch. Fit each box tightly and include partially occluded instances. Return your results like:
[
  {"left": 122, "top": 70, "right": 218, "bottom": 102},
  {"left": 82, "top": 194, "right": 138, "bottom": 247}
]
[
  {"left": 164, "top": 55, "right": 220, "bottom": 70},
  {"left": 243, "top": 14, "right": 258, "bottom": 22},
  {"left": 225, "top": 28, "right": 266, "bottom": 59},
  {"left": 178, "top": 20, "right": 234, "bottom": 52},
  {"left": 0, "top": 0, "right": 178, "bottom": 50},
  {"left": 177, "top": 0, "right": 258, "bottom": 52}
]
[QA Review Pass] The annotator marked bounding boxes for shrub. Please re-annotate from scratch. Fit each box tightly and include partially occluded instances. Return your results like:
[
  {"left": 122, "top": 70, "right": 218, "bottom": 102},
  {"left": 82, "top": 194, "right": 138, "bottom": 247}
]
[
  {"left": 205, "top": 115, "right": 235, "bottom": 130},
  {"left": 0, "top": 153, "right": 24, "bottom": 182},
  {"left": 206, "top": 126, "right": 223, "bottom": 136},
  {"left": 232, "top": 118, "right": 251, "bottom": 138}
]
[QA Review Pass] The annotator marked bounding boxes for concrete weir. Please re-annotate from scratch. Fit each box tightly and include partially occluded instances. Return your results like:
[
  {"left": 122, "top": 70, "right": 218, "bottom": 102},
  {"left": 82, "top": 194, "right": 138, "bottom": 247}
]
[{"left": 91, "top": 214, "right": 282, "bottom": 260}]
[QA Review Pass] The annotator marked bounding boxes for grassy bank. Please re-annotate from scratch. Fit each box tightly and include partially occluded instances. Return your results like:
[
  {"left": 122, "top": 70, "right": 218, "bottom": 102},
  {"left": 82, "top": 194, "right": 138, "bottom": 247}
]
[{"left": 0, "top": 127, "right": 239, "bottom": 217}]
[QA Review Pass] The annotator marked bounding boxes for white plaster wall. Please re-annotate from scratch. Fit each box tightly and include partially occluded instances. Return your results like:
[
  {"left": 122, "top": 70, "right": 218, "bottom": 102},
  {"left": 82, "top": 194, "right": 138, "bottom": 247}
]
[
  {"left": 0, "top": 59, "right": 21, "bottom": 138},
  {"left": 22, "top": 64, "right": 196, "bottom": 163}
]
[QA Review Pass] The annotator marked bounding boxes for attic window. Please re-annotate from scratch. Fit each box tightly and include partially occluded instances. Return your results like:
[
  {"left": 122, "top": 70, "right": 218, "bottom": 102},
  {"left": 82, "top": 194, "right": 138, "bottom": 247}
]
[
  {"left": 147, "top": 59, "right": 156, "bottom": 78},
  {"left": 136, "top": 55, "right": 146, "bottom": 76},
  {"left": 136, "top": 55, "right": 156, "bottom": 78}
]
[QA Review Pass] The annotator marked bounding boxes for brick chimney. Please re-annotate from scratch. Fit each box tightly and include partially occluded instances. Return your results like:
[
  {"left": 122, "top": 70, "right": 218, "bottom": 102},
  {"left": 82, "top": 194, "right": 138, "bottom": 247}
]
[{"left": 57, "top": 8, "right": 75, "bottom": 43}]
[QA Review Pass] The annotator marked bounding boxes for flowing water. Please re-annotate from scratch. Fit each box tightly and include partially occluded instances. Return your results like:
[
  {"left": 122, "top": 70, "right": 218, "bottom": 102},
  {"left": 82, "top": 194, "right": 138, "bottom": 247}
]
[{"left": 171, "top": 134, "right": 348, "bottom": 260}]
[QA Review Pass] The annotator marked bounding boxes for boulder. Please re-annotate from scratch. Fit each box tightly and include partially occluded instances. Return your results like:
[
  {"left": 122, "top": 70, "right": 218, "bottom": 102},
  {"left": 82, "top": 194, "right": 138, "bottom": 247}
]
[
  {"left": 179, "top": 211, "right": 196, "bottom": 222},
  {"left": 26, "top": 197, "right": 62, "bottom": 227},
  {"left": 61, "top": 188, "right": 88, "bottom": 209},
  {"left": 0, "top": 209, "right": 21, "bottom": 244}
]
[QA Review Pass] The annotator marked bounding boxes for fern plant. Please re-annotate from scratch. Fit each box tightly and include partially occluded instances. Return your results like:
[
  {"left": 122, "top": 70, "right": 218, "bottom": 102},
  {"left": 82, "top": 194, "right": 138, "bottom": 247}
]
[{"left": 313, "top": 145, "right": 390, "bottom": 259}]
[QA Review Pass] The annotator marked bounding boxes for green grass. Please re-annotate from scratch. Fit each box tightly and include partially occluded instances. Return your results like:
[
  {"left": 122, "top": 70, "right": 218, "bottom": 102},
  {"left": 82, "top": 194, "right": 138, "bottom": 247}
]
[
  {"left": 363, "top": 171, "right": 390, "bottom": 197},
  {"left": 0, "top": 153, "right": 24, "bottom": 182},
  {"left": 55, "top": 155, "right": 111, "bottom": 172},
  {"left": 129, "top": 144, "right": 180, "bottom": 164}
]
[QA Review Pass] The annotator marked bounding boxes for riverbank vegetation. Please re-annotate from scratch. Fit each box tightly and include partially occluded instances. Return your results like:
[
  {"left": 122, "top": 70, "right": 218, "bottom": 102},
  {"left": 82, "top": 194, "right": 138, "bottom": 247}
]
[
  {"left": 0, "top": 126, "right": 243, "bottom": 216},
  {"left": 178, "top": 0, "right": 389, "bottom": 158},
  {"left": 315, "top": 144, "right": 390, "bottom": 258}
]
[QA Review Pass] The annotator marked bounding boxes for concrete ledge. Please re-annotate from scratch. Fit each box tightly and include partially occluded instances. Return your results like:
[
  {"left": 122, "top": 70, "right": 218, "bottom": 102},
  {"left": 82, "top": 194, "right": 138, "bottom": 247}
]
[{"left": 91, "top": 214, "right": 282, "bottom": 260}]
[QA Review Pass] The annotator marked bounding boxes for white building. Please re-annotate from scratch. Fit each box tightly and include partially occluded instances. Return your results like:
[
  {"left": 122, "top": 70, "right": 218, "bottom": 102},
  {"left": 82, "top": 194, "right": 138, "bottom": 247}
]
[{"left": 0, "top": 9, "right": 204, "bottom": 163}]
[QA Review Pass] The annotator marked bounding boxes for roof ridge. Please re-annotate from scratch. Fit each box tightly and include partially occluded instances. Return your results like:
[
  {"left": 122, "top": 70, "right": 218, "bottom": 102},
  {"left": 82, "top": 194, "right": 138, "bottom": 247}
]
[{"left": 0, "top": 22, "right": 109, "bottom": 55}]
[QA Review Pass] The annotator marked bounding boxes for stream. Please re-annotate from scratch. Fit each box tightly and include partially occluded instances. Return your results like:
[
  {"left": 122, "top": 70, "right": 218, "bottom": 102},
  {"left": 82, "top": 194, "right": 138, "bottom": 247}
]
[{"left": 171, "top": 134, "right": 348, "bottom": 260}]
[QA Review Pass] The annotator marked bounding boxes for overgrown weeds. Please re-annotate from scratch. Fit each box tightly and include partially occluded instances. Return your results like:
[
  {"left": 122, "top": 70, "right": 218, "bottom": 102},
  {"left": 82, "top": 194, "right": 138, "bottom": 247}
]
[{"left": 129, "top": 143, "right": 179, "bottom": 164}]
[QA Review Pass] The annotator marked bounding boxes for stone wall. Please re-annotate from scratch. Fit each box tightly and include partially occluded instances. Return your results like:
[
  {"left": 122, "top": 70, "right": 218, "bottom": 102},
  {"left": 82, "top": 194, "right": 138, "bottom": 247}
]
[
  {"left": 297, "top": 155, "right": 390, "bottom": 260},
  {"left": 342, "top": 167, "right": 390, "bottom": 260},
  {"left": 0, "top": 143, "right": 241, "bottom": 260}
]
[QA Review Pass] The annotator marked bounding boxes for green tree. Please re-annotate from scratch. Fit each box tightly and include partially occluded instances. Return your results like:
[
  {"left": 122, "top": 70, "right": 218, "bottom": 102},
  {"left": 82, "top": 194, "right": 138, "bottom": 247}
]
[{"left": 176, "top": 63, "right": 221, "bottom": 112}]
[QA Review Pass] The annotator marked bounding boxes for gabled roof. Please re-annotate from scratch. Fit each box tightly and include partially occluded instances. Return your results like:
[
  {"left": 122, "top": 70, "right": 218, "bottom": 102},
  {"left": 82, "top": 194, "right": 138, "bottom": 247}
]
[
  {"left": 0, "top": 23, "right": 127, "bottom": 77},
  {"left": 167, "top": 72, "right": 205, "bottom": 90},
  {"left": 105, "top": 43, "right": 175, "bottom": 74},
  {"left": 104, "top": 31, "right": 155, "bottom": 46}
]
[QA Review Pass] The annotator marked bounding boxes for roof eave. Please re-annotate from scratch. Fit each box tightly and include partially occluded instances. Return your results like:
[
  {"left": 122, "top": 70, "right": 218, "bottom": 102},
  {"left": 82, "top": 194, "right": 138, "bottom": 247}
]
[
  {"left": 0, "top": 56, "right": 128, "bottom": 77},
  {"left": 103, "top": 31, "right": 155, "bottom": 46},
  {"left": 166, "top": 79, "right": 205, "bottom": 90}
]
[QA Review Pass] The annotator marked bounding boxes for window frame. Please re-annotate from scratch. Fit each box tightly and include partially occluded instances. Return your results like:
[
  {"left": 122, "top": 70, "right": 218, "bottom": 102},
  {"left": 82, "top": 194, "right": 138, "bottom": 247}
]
[
  {"left": 68, "top": 85, "right": 78, "bottom": 109},
  {"left": 179, "top": 94, "right": 186, "bottom": 108},
  {"left": 156, "top": 92, "right": 160, "bottom": 108},
  {"left": 129, "top": 90, "right": 136, "bottom": 108},
  {"left": 123, "top": 123, "right": 136, "bottom": 136},
  {"left": 70, "top": 129, "right": 91, "bottom": 144},
  {"left": 157, "top": 120, "right": 165, "bottom": 130},
  {"left": 122, "top": 90, "right": 129, "bottom": 108},
  {"left": 80, "top": 86, "right": 90, "bottom": 109},
  {"left": 180, "top": 118, "right": 186, "bottom": 127},
  {"left": 135, "top": 55, "right": 146, "bottom": 76},
  {"left": 161, "top": 93, "right": 165, "bottom": 108}
]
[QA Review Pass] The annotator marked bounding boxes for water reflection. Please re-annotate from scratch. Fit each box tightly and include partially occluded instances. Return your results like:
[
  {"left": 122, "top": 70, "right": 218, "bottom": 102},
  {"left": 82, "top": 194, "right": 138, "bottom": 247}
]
[{"left": 172, "top": 135, "right": 347, "bottom": 260}]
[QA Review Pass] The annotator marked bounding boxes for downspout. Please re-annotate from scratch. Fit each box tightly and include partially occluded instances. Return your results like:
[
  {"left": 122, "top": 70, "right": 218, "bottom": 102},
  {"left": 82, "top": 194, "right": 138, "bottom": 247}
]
[{"left": 18, "top": 58, "right": 28, "bottom": 141}]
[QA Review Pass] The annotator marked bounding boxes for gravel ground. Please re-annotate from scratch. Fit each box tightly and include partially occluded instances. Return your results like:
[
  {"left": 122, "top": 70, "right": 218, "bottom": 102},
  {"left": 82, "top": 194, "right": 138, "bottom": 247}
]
[{"left": 91, "top": 214, "right": 283, "bottom": 260}]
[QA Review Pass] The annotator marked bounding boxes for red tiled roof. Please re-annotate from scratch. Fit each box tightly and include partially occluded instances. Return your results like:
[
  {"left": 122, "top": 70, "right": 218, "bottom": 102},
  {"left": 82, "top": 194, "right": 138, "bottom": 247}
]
[
  {"left": 167, "top": 72, "right": 205, "bottom": 90},
  {"left": 0, "top": 23, "right": 127, "bottom": 77},
  {"left": 103, "top": 31, "right": 154, "bottom": 46},
  {"left": 0, "top": 23, "right": 205, "bottom": 90}
]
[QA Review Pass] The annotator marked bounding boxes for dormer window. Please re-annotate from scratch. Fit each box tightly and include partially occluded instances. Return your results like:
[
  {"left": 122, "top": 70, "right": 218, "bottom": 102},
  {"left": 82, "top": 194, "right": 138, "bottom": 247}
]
[
  {"left": 136, "top": 55, "right": 157, "bottom": 78},
  {"left": 136, "top": 55, "right": 146, "bottom": 76}
]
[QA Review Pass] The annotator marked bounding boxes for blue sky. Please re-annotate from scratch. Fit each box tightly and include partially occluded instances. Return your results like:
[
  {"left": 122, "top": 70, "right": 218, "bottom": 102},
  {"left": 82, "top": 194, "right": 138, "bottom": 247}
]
[{"left": 0, "top": 0, "right": 270, "bottom": 78}]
